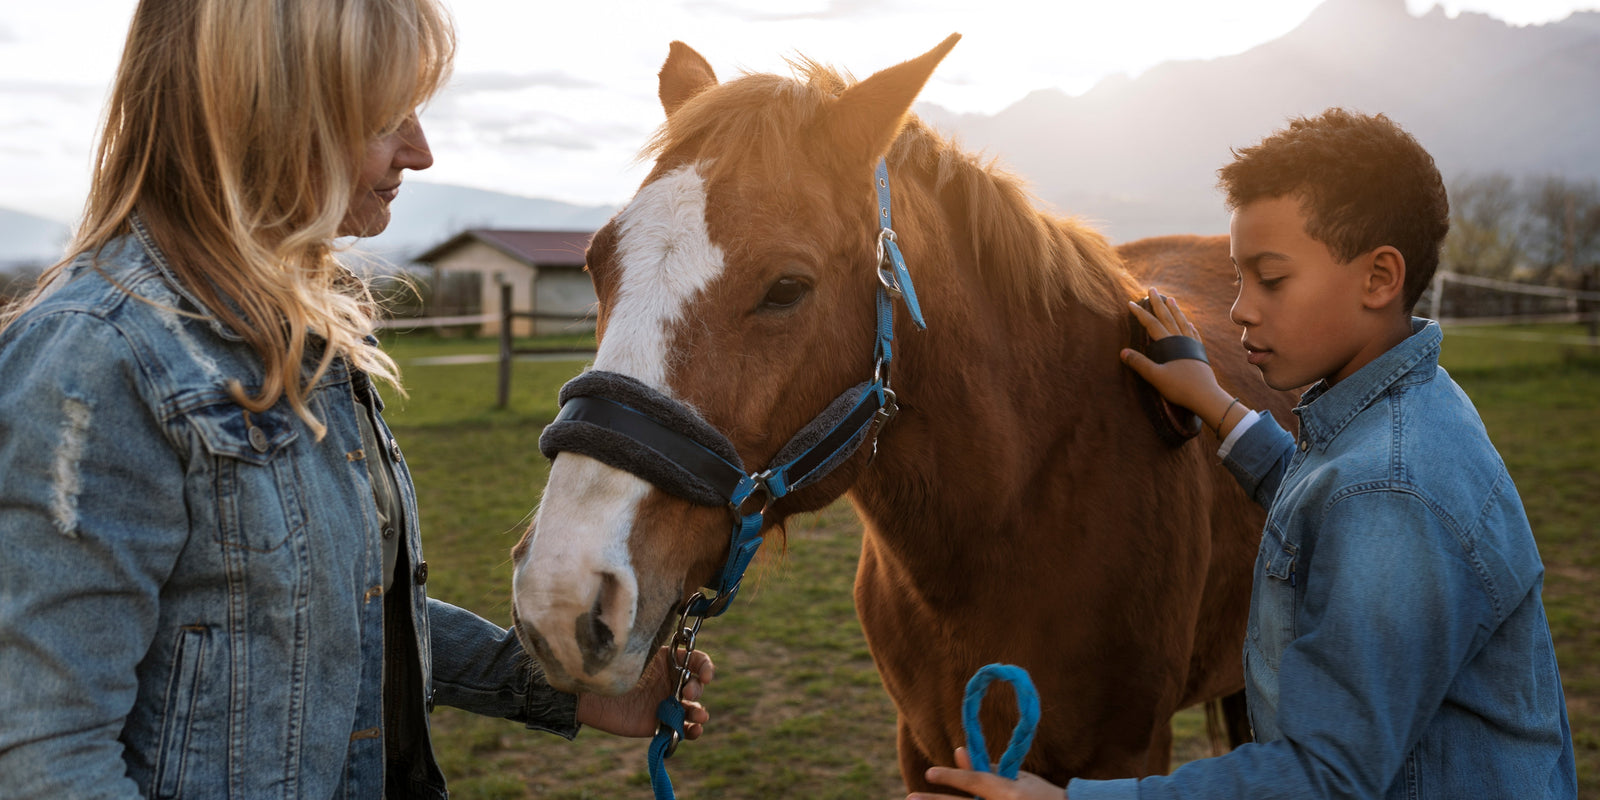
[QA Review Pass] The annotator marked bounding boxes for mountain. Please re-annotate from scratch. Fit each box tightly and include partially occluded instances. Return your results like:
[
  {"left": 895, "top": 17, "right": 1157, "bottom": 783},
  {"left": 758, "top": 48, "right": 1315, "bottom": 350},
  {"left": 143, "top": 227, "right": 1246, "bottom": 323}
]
[
  {"left": 914, "top": 0, "right": 1600, "bottom": 241},
  {"left": 0, "top": 208, "right": 71, "bottom": 268},
  {"left": 6, "top": 0, "right": 1596, "bottom": 256},
  {"left": 0, "top": 183, "right": 617, "bottom": 271},
  {"left": 351, "top": 182, "right": 618, "bottom": 262}
]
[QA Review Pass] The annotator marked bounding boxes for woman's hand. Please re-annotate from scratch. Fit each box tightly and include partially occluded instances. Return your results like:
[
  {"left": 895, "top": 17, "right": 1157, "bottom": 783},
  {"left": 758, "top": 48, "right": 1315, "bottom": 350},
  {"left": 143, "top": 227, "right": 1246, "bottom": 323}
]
[
  {"left": 575, "top": 646, "right": 714, "bottom": 739},
  {"left": 1120, "top": 287, "right": 1244, "bottom": 438},
  {"left": 909, "top": 747, "right": 1068, "bottom": 800}
]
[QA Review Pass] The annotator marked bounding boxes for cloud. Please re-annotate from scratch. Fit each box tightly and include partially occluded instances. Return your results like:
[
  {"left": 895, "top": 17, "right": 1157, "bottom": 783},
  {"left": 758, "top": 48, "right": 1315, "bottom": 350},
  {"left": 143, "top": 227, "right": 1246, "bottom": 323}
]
[
  {"left": 682, "top": 0, "right": 898, "bottom": 22},
  {"left": 0, "top": 79, "right": 104, "bottom": 103},
  {"left": 446, "top": 70, "right": 603, "bottom": 94},
  {"left": 0, "top": 24, "right": 15, "bottom": 43}
]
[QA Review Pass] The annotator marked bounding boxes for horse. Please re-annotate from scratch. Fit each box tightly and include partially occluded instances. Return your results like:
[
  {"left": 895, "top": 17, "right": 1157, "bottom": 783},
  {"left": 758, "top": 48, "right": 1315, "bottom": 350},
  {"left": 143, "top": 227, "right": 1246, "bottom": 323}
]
[{"left": 510, "top": 34, "right": 1297, "bottom": 791}]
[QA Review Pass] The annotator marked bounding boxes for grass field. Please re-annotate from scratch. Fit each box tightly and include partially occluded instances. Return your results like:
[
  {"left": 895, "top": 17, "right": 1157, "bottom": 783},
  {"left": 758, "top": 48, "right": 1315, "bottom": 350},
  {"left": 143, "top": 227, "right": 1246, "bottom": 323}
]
[{"left": 378, "top": 324, "right": 1599, "bottom": 799}]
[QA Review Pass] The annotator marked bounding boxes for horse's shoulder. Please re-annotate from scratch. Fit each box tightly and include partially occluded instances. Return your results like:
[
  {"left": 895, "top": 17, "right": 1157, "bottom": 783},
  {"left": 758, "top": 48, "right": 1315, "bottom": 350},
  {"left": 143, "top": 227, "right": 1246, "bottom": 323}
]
[{"left": 1114, "top": 234, "right": 1230, "bottom": 269}]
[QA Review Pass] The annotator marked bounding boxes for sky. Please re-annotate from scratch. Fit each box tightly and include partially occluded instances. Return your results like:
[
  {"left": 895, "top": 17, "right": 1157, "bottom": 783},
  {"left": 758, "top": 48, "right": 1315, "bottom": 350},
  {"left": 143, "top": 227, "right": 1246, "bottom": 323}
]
[{"left": 2, "top": 0, "right": 1597, "bottom": 223}]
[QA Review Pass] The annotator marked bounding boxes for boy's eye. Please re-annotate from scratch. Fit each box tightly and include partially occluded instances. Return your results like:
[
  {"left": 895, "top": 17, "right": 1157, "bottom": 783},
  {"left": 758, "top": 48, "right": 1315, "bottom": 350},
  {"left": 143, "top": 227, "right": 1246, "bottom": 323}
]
[{"left": 1258, "top": 276, "right": 1285, "bottom": 289}]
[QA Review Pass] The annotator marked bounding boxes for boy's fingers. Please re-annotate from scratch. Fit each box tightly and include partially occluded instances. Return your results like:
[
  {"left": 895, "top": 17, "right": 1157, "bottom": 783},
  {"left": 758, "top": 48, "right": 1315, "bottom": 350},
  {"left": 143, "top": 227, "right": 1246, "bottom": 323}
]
[
  {"left": 1120, "top": 348, "right": 1157, "bottom": 381},
  {"left": 1148, "top": 287, "right": 1175, "bottom": 326},
  {"left": 1165, "top": 295, "right": 1202, "bottom": 338},
  {"left": 1127, "top": 300, "right": 1171, "bottom": 338}
]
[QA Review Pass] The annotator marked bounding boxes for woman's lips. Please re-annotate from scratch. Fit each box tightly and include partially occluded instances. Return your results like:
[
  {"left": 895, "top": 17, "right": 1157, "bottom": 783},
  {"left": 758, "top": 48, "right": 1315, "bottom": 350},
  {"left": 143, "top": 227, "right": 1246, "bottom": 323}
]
[{"left": 375, "top": 184, "right": 400, "bottom": 203}]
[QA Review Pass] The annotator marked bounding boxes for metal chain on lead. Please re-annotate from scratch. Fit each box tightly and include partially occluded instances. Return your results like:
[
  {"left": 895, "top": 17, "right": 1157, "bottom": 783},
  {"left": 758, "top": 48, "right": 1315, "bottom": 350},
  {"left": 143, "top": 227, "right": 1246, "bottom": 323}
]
[{"left": 661, "top": 592, "right": 708, "bottom": 756}]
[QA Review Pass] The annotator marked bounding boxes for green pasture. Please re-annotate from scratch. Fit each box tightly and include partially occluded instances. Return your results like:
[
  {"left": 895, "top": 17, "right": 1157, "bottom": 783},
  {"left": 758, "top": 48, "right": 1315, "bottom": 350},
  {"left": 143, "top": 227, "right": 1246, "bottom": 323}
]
[{"left": 378, "top": 324, "right": 1599, "bottom": 799}]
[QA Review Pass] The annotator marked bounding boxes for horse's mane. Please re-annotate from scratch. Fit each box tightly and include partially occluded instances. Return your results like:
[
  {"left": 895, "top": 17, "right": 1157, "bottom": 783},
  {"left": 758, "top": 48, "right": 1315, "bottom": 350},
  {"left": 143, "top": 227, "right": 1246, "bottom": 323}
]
[{"left": 645, "top": 57, "right": 1138, "bottom": 319}]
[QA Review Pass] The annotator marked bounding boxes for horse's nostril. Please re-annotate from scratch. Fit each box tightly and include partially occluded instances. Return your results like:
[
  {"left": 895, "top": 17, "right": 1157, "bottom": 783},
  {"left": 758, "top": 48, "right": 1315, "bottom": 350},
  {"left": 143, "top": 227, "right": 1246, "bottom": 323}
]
[{"left": 575, "top": 582, "right": 620, "bottom": 674}]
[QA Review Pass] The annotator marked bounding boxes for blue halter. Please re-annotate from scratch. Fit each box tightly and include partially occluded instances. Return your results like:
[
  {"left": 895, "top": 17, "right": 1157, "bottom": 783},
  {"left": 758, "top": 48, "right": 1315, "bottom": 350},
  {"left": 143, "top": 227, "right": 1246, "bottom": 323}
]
[{"left": 537, "top": 158, "right": 925, "bottom": 800}]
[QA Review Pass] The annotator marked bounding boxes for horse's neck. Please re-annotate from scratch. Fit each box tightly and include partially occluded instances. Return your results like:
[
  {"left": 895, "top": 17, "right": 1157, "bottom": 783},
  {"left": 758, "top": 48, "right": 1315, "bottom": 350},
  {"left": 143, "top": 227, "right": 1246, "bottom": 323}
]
[{"left": 849, "top": 259, "right": 1133, "bottom": 578}]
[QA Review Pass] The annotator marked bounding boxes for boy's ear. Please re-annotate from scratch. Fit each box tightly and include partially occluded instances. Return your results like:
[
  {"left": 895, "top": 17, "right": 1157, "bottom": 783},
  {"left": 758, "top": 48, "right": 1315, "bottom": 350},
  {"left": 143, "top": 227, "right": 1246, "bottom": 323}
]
[{"left": 1362, "top": 246, "right": 1407, "bottom": 310}]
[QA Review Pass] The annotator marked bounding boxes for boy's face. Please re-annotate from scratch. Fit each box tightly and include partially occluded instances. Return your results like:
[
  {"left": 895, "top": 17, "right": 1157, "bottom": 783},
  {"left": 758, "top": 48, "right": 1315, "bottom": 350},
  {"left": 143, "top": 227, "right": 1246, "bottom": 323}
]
[{"left": 1228, "top": 195, "right": 1387, "bottom": 391}]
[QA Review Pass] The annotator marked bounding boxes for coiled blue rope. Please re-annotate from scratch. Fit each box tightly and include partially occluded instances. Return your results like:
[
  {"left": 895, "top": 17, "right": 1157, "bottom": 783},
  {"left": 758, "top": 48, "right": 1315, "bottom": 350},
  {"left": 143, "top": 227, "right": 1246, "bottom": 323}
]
[{"left": 962, "top": 663, "right": 1040, "bottom": 792}]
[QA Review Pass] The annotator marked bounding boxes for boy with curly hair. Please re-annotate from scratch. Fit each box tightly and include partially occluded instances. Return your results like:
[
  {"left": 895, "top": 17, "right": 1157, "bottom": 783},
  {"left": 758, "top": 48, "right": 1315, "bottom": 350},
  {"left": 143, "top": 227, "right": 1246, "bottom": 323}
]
[{"left": 914, "top": 108, "right": 1577, "bottom": 799}]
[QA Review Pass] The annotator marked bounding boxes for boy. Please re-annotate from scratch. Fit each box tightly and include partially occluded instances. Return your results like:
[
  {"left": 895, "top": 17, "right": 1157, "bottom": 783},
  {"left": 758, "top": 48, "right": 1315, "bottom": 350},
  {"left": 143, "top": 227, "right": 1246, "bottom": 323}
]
[{"left": 912, "top": 109, "right": 1577, "bottom": 799}]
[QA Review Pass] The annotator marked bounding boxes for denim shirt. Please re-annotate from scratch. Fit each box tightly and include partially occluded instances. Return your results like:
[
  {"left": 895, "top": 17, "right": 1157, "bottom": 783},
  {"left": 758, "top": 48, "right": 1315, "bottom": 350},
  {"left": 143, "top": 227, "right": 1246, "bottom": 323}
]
[
  {"left": 0, "top": 222, "right": 578, "bottom": 799},
  {"left": 1071, "top": 319, "right": 1576, "bottom": 799}
]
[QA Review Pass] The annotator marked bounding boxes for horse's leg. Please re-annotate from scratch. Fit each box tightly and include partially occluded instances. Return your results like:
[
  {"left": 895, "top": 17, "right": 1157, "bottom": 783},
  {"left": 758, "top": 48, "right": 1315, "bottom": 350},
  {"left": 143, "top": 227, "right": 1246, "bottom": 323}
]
[
  {"left": 1146, "top": 720, "right": 1174, "bottom": 776},
  {"left": 897, "top": 715, "right": 938, "bottom": 793}
]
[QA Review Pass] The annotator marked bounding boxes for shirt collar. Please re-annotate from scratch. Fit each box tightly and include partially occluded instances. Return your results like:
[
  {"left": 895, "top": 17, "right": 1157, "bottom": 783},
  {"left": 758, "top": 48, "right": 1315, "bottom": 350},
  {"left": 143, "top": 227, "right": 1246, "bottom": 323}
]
[{"left": 1292, "top": 317, "right": 1441, "bottom": 450}]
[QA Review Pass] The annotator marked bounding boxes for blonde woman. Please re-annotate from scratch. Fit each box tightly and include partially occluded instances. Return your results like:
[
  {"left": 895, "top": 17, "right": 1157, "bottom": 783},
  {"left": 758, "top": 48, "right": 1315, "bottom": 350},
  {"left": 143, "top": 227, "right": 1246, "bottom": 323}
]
[{"left": 0, "top": 1, "right": 710, "bottom": 796}]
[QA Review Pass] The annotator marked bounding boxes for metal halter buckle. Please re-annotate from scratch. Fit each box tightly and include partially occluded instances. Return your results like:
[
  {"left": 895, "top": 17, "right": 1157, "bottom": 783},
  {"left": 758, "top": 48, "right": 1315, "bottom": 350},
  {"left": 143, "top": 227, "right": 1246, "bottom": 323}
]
[{"left": 875, "top": 228, "right": 905, "bottom": 300}]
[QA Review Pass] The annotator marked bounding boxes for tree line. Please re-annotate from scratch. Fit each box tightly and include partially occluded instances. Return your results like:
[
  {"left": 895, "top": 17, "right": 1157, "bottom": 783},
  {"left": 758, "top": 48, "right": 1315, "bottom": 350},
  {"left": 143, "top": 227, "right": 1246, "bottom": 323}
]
[{"left": 1446, "top": 173, "right": 1600, "bottom": 287}]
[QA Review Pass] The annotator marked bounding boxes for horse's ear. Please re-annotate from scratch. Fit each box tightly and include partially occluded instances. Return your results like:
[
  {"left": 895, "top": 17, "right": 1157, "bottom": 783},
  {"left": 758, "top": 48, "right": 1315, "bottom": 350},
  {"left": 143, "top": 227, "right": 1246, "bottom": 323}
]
[
  {"left": 660, "top": 41, "right": 718, "bottom": 117},
  {"left": 823, "top": 33, "right": 960, "bottom": 168}
]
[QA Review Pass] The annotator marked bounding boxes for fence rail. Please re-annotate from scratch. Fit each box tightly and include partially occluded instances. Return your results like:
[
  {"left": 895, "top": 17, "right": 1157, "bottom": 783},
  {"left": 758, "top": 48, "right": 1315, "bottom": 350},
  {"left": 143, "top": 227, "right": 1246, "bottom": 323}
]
[{"left": 496, "top": 284, "right": 597, "bottom": 408}]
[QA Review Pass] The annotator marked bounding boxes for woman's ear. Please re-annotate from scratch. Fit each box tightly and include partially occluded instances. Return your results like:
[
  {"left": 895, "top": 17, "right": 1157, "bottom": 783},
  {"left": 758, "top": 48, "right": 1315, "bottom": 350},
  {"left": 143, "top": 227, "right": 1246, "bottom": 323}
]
[{"left": 1363, "top": 246, "right": 1407, "bottom": 310}]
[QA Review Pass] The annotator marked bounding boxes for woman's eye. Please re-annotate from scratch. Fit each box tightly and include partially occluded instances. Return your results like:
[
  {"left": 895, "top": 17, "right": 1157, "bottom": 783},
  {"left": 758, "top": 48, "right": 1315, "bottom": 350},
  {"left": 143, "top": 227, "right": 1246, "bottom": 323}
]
[
  {"left": 760, "top": 277, "right": 809, "bottom": 310},
  {"left": 1259, "top": 276, "right": 1285, "bottom": 289}
]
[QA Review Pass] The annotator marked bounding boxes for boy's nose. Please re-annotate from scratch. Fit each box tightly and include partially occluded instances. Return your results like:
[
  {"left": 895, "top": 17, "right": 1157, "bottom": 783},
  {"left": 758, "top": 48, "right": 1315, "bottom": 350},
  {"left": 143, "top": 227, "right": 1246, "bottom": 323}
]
[{"left": 1229, "top": 294, "right": 1256, "bottom": 327}]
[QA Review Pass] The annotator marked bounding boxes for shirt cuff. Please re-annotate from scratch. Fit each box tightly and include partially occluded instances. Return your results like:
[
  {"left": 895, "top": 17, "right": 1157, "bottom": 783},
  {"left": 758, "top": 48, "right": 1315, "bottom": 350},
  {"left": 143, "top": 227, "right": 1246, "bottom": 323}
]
[
  {"left": 1215, "top": 409, "right": 1260, "bottom": 460},
  {"left": 1066, "top": 776, "right": 1139, "bottom": 799},
  {"left": 523, "top": 686, "right": 581, "bottom": 740}
]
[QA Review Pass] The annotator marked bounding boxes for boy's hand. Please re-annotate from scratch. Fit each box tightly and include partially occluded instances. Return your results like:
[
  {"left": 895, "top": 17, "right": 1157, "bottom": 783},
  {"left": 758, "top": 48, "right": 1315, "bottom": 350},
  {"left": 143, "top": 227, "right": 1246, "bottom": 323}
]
[
  {"left": 1120, "top": 288, "right": 1242, "bottom": 437},
  {"left": 575, "top": 645, "right": 714, "bottom": 739},
  {"left": 909, "top": 747, "right": 1067, "bottom": 800}
]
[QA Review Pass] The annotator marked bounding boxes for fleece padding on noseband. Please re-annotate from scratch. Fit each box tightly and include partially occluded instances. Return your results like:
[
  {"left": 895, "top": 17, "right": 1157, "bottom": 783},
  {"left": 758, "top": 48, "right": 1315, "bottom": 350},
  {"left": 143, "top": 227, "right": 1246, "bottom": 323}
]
[
  {"left": 540, "top": 371, "right": 747, "bottom": 507},
  {"left": 540, "top": 370, "right": 881, "bottom": 507},
  {"left": 764, "top": 382, "right": 876, "bottom": 495}
]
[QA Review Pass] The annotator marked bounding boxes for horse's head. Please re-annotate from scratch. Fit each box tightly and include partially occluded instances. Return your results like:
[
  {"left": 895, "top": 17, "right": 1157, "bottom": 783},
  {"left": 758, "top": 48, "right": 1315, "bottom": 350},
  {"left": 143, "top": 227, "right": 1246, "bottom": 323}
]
[{"left": 510, "top": 35, "right": 960, "bottom": 694}]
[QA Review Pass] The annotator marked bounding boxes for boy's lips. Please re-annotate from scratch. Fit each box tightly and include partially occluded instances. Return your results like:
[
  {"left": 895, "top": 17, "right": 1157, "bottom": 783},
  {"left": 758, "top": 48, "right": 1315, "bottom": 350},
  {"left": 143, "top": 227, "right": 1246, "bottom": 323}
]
[{"left": 1243, "top": 340, "right": 1271, "bottom": 365}]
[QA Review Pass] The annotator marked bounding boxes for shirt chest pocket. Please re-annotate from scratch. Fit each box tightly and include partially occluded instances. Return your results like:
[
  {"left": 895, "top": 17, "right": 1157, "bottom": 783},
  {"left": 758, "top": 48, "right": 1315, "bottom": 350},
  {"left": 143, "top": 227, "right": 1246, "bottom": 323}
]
[
  {"left": 1250, "top": 520, "right": 1300, "bottom": 670},
  {"left": 183, "top": 400, "right": 306, "bottom": 552}
]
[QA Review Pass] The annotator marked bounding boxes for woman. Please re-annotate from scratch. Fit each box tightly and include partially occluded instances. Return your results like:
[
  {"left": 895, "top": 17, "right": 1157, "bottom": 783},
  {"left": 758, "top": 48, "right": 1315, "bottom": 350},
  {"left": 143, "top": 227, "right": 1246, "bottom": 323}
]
[{"left": 0, "top": 1, "right": 710, "bottom": 797}]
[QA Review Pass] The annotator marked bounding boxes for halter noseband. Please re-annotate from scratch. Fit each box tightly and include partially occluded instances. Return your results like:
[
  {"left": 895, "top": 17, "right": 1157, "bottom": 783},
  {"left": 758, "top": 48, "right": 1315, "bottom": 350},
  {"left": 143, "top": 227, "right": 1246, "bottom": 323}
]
[{"left": 536, "top": 158, "right": 924, "bottom": 799}]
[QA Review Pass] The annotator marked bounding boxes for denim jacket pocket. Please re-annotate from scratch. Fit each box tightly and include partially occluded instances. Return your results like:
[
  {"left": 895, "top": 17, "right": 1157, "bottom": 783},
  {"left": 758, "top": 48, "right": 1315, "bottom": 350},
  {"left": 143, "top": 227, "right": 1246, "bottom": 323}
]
[
  {"left": 183, "top": 398, "right": 305, "bottom": 552},
  {"left": 154, "top": 626, "right": 209, "bottom": 799},
  {"left": 1252, "top": 521, "right": 1299, "bottom": 671}
]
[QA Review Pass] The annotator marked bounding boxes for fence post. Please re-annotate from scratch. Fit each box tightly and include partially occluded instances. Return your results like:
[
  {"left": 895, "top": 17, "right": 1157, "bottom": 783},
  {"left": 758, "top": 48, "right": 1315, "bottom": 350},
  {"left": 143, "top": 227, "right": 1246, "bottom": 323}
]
[{"left": 497, "top": 282, "right": 512, "bottom": 409}]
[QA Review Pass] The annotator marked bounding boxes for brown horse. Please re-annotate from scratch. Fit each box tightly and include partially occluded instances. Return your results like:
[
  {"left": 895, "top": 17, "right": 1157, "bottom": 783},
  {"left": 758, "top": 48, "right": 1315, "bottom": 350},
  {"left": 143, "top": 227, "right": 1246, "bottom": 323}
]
[{"left": 510, "top": 35, "right": 1296, "bottom": 790}]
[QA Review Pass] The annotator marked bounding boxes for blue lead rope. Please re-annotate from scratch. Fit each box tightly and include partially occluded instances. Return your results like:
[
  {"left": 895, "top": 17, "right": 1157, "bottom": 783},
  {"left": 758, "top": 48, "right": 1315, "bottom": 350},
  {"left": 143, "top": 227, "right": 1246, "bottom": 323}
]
[{"left": 963, "top": 664, "right": 1041, "bottom": 792}]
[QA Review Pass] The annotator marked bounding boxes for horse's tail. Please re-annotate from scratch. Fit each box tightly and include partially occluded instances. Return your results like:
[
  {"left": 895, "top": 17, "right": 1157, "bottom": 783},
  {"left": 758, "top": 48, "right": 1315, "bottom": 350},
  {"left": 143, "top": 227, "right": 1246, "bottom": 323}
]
[{"left": 1202, "top": 690, "right": 1253, "bottom": 756}]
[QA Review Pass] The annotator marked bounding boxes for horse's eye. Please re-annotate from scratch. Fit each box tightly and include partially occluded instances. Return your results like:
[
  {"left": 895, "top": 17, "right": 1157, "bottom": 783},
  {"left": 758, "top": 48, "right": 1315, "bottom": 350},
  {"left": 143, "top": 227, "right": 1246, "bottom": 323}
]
[{"left": 760, "top": 277, "right": 809, "bottom": 310}]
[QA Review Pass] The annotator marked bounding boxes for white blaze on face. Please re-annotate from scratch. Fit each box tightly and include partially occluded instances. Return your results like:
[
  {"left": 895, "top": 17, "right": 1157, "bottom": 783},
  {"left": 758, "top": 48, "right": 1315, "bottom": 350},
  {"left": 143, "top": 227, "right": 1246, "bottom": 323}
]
[
  {"left": 513, "top": 163, "right": 727, "bottom": 686},
  {"left": 593, "top": 163, "right": 727, "bottom": 386}
]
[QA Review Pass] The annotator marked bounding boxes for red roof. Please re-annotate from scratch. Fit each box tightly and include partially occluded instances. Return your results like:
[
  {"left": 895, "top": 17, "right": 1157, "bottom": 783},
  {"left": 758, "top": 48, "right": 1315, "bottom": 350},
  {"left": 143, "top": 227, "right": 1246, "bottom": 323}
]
[{"left": 415, "top": 228, "right": 592, "bottom": 268}]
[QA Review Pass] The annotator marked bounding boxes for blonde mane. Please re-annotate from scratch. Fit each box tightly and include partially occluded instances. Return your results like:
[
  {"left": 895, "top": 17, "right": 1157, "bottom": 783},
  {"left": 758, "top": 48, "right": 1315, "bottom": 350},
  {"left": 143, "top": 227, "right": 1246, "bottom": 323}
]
[{"left": 645, "top": 57, "right": 1138, "bottom": 318}]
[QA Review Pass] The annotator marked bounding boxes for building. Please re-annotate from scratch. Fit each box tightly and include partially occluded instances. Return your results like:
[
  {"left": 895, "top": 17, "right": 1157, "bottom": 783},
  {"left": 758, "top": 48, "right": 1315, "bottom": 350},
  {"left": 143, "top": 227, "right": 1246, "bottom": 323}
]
[{"left": 414, "top": 228, "right": 596, "bottom": 337}]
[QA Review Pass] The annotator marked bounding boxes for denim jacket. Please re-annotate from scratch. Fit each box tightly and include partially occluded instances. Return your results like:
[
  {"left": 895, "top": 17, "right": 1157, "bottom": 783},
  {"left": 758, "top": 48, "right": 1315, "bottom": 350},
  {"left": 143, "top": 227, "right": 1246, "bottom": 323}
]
[
  {"left": 0, "top": 221, "right": 577, "bottom": 799},
  {"left": 1071, "top": 319, "right": 1576, "bottom": 799}
]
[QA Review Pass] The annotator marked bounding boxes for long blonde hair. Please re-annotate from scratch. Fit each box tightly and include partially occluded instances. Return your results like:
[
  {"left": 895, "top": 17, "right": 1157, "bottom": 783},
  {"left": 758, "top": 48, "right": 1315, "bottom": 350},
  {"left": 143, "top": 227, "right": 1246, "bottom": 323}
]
[{"left": 5, "top": 0, "right": 454, "bottom": 438}]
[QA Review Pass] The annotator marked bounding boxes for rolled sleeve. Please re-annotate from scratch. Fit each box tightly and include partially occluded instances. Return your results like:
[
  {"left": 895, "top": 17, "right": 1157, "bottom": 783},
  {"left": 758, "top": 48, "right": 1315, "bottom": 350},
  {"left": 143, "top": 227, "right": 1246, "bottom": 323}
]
[
  {"left": 1220, "top": 410, "right": 1296, "bottom": 509},
  {"left": 425, "top": 599, "right": 580, "bottom": 739}
]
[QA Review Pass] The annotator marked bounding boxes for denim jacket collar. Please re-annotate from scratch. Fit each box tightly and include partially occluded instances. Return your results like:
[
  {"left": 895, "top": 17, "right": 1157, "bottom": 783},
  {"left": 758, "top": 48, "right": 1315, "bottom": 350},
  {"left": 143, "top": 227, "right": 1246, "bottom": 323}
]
[
  {"left": 128, "top": 214, "right": 385, "bottom": 408},
  {"left": 1293, "top": 317, "right": 1440, "bottom": 451}
]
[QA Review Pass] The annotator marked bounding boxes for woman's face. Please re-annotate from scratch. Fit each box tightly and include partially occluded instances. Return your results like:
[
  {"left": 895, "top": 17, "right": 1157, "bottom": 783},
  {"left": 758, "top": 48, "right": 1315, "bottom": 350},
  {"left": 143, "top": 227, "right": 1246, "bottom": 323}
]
[{"left": 340, "top": 113, "right": 433, "bottom": 238}]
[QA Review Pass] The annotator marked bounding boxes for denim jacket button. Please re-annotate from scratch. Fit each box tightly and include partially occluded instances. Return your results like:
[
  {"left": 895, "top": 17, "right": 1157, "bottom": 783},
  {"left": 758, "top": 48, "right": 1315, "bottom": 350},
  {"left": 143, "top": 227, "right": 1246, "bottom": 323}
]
[
  {"left": 413, "top": 561, "right": 428, "bottom": 585},
  {"left": 381, "top": 525, "right": 396, "bottom": 540},
  {"left": 248, "top": 426, "right": 268, "bottom": 452},
  {"left": 1298, "top": 438, "right": 1310, "bottom": 452},
  {"left": 389, "top": 439, "right": 402, "bottom": 461}
]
